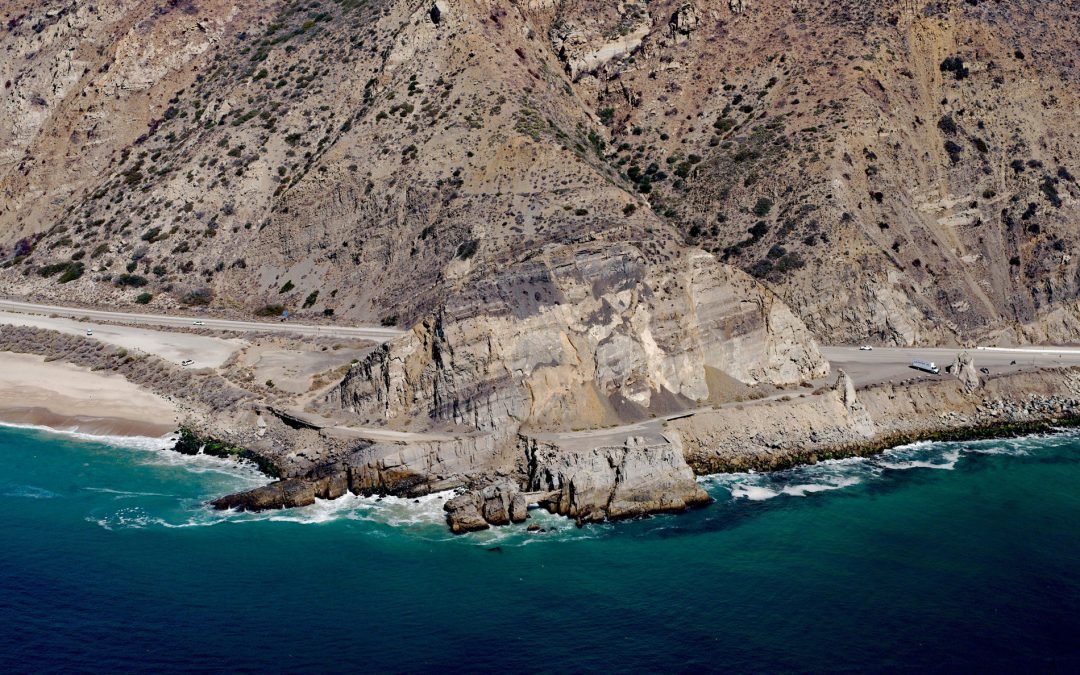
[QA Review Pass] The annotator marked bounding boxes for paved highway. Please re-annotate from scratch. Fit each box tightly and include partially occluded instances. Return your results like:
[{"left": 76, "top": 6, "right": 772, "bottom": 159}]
[
  {"left": 537, "top": 345, "right": 1080, "bottom": 447},
  {"left": 0, "top": 299, "right": 407, "bottom": 342},
  {"left": 821, "top": 345, "right": 1080, "bottom": 387}
]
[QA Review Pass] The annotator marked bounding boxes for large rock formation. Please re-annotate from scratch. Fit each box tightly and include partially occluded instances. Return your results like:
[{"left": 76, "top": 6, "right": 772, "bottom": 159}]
[
  {"left": 525, "top": 433, "right": 711, "bottom": 524},
  {"left": 443, "top": 481, "right": 530, "bottom": 533},
  {"left": 211, "top": 479, "right": 316, "bottom": 511},
  {"left": 951, "top": 352, "right": 982, "bottom": 392},
  {"left": 327, "top": 241, "right": 823, "bottom": 529},
  {"left": 336, "top": 243, "right": 828, "bottom": 437}
]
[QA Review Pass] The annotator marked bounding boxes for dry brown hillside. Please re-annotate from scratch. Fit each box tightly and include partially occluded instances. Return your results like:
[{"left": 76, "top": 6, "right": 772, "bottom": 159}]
[{"left": 2, "top": 0, "right": 1079, "bottom": 346}]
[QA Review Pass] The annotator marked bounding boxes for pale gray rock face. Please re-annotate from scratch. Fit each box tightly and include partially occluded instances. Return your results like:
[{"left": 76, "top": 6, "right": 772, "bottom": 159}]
[
  {"left": 729, "top": 0, "right": 752, "bottom": 15},
  {"left": 337, "top": 243, "right": 828, "bottom": 437},
  {"left": 509, "top": 493, "right": 528, "bottom": 523},
  {"left": 952, "top": 351, "right": 982, "bottom": 392},
  {"left": 332, "top": 242, "right": 823, "bottom": 530},
  {"left": 525, "top": 433, "right": 711, "bottom": 524},
  {"left": 835, "top": 369, "right": 874, "bottom": 438},
  {"left": 670, "top": 4, "right": 700, "bottom": 38},
  {"left": 480, "top": 482, "right": 516, "bottom": 526},
  {"left": 444, "top": 492, "right": 490, "bottom": 534}
]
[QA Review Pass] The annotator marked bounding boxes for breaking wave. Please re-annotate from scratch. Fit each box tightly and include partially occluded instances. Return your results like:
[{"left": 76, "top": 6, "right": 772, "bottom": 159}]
[
  {"left": 704, "top": 432, "right": 1070, "bottom": 503},
  {"left": 0, "top": 419, "right": 175, "bottom": 452},
  {"left": 2, "top": 483, "right": 59, "bottom": 499},
  {"left": 80, "top": 427, "right": 1079, "bottom": 542}
]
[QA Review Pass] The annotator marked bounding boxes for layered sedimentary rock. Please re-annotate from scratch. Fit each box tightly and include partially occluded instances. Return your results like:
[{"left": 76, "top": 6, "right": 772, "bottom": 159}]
[
  {"left": 336, "top": 243, "right": 828, "bottom": 437},
  {"left": 525, "top": 433, "right": 711, "bottom": 524},
  {"left": 443, "top": 481, "right": 530, "bottom": 533},
  {"left": 326, "top": 242, "right": 825, "bottom": 529},
  {"left": 674, "top": 367, "right": 1080, "bottom": 474},
  {"left": 951, "top": 352, "right": 982, "bottom": 392}
]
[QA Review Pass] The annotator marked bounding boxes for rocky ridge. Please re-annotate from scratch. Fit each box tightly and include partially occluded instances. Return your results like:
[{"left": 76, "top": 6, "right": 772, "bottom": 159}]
[{"left": 1, "top": 1, "right": 1078, "bottom": 348}]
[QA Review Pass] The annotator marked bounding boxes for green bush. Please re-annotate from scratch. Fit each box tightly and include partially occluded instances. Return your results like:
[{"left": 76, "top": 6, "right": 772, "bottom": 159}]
[
  {"left": 135, "top": 292, "right": 153, "bottom": 305},
  {"left": 58, "top": 262, "right": 84, "bottom": 284},
  {"left": 456, "top": 240, "right": 478, "bottom": 260},
  {"left": 279, "top": 280, "right": 295, "bottom": 293},
  {"left": 302, "top": 291, "right": 319, "bottom": 309},
  {"left": 182, "top": 289, "right": 212, "bottom": 306},
  {"left": 115, "top": 273, "right": 148, "bottom": 288},
  {"left": 752, "top": 198, "right": 774, "bottom": 217},
  {"left": 255, "top": 304, "right": 285, "bottom": 317}
]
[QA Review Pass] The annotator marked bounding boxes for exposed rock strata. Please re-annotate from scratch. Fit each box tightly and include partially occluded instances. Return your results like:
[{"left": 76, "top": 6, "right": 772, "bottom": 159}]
[
  {"left": 443, "top": 481, "right": 530, "bottom": 533},
  {"left": 674, "top": 367, "right": 1080, "bottom": 474},
  {"left": 951, "top": 351, "right": 982, "bottom": 392},
  {"left": 525, "top": 433, "right": 711, "bottom": 525},
  {"left": 335, "top": 244, "right": 828, "bottom": 437}
]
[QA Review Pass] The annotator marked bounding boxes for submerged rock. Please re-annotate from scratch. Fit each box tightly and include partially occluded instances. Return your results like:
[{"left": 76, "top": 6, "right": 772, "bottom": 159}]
[{"left": 211, "top": 479, "right": 315, "bottom": 511}]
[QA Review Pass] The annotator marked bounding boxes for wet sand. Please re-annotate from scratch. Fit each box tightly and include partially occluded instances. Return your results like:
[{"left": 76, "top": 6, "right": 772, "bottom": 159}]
[{"left": 0, "top": 353, "right": 178, "bottom": 437}]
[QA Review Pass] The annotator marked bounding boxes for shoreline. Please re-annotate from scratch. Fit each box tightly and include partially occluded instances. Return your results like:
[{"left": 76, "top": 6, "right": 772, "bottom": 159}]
[
  {"left": 6, "top": 340, "right": 1080, "bottom": 531},
  {"left": 0, "top": 352, "right": 179, "bottom": 440},
  {"left": 0, "top": 407, "right": 177, "bottom": 441},
  {"left": 689, "top": 414, "right": 1080, "bottom": 477}
]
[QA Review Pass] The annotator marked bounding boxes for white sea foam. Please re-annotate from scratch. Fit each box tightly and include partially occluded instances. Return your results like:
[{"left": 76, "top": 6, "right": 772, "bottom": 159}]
[
  {"left": 2, "top": 484, "right": 59, "bottom": 499},
  {"left": 0, "top": 419, "right": 175, "bottom": 451},
  {"left": 134, "top": 446, "right": 268, "bottom": 484},
  {"left": 83, "top": 487, "right": 174, "bottom": 499},
  {"left": 780, "top": 475, "right": 863, "bottom": 497},
  {"left": 878, "top": 447, "right": 960, "bottom": 471},
  {"left": 730, "top": 484, "right": 781, "bottom": 501}
]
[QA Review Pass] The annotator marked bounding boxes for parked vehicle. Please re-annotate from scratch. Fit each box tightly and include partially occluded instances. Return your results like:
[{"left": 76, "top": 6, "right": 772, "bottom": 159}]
[
  {"left": 86, "top": 329, "right": 93, "bottom": 336},
  {"left": 911, "top": 359, "right": 940, "bottom": 374},
  {"left": 859, "top": 345, "right": 874, "bottom": 351}
]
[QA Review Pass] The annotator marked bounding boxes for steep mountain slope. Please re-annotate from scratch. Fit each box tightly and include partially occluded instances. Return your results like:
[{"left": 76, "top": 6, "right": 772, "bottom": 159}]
[{"left": 2, "top": 0, "right": 1079, "bottom": 347}]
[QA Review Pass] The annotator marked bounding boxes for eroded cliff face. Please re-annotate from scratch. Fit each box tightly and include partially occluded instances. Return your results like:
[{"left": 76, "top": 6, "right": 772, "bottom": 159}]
[
  {"left": 525, "top": 432, "right": 711, "bottom": 524},
  {"left": 335, "top": 243, "right": 828, "bottom": 436}
]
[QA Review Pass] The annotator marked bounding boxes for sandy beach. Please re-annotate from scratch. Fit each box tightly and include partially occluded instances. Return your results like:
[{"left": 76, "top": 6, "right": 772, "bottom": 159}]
[{"left": 0, "top": 352, "right": 179, "bottom": 438}]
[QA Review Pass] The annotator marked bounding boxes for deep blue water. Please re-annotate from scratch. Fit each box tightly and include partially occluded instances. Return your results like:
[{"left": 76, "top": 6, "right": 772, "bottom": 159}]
[{"left": 1, "top": 423, "right": 1079, "bottom": 673}]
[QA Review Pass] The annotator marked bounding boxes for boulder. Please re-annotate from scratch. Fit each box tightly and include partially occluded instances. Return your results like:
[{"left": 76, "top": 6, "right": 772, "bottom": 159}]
[
  {"left": 211, "top": 478, "right": 315, "bottom": 511},
  {"left": 509, "top": 492, "right": 528, "bottom": 523},
  {"left": 481, "top": 483, "right": 514, "bottom": 525},
  {"left": 444, "top": 482, "right": 529, "bottom": 533},
  {"left": 429, "top": 1, "right": 447, "bottom": 25},
  {"left": 309, "top": 463, "right": 348, "bottom": 500},
  {"left": 444, "top": 492, "right": 490, "bottom": 533},
  {"left": 729, "top": 0, "right": 752, "bottom": 14},
  {"left": 952, "top": 351, "right": 982, "bottom": 392},
  {"left": 525, "top": 432, "right": 711, "bottom": 523},
  {"left": 670, "top": 4, "right": 700, "bottom": 37}
]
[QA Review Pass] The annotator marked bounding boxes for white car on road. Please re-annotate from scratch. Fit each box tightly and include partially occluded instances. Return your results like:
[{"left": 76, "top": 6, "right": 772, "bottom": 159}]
[{"left": 859, "top": 345, "right": 874, "bottom": 351}]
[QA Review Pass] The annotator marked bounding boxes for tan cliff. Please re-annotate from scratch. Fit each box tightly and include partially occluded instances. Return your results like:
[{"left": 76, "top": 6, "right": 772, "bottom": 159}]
[{"left": 333, "top": 242, "right": 828, "bottom": 438}]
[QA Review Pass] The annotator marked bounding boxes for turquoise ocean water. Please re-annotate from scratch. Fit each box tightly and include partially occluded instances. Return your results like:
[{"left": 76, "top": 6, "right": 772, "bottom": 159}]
[{"left": 1, "top": 423, "right": 1078, "bottom": 672}]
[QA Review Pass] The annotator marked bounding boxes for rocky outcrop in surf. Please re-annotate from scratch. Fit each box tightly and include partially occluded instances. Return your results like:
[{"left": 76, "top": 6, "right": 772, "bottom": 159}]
[{"left": 525, "top": 432, "right": 711, "bottom": 525}]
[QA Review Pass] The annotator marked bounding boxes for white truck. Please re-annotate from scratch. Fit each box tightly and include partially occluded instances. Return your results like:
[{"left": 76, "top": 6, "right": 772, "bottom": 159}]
[{"left": 911, "top": 359, "right": 940, "bottom": 374}]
